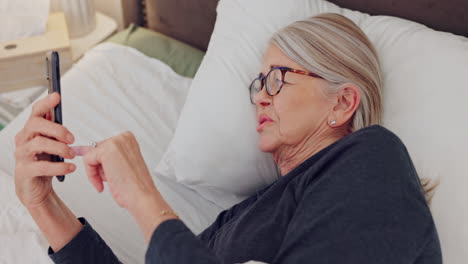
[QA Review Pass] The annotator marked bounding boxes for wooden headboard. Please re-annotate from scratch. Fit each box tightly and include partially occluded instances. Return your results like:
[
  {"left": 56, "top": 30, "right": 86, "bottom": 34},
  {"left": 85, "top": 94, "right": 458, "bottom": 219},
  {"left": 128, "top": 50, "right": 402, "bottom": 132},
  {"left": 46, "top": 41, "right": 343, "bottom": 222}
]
[
  {"left": 143, "top": 0, "right": 218, "bottom": 51},
  {"left": 142, "top": 0, "right": 468, "bottom": 51}
]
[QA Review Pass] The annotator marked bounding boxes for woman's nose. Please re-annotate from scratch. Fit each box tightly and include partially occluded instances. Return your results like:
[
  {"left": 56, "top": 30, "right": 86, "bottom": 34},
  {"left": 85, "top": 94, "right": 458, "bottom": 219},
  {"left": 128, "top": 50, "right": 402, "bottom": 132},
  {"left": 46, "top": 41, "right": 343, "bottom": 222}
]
[{"left": 254, "top": 87, "right": 271, "bottom": 107}]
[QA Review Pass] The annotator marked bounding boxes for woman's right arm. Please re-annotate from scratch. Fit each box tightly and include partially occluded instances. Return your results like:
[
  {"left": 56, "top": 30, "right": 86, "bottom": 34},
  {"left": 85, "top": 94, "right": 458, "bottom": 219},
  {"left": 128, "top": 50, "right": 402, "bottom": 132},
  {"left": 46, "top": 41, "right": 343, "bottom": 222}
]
[{"left": 14, "top": 93, "right": 120, "bottom": 263}]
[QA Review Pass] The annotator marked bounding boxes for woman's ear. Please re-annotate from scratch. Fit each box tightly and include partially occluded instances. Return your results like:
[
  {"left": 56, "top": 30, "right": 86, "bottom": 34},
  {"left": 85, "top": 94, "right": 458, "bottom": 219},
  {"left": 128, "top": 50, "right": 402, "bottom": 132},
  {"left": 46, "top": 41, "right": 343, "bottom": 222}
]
[{"left": 328, "top": 84, "right": 361, "bottom": 127}]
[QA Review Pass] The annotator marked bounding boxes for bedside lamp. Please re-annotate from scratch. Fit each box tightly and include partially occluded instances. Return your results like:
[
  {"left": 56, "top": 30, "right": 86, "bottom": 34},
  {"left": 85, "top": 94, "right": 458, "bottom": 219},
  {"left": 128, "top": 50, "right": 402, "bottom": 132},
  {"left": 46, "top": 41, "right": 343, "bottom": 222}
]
[{"left": 61, "top": 0, "right": 97, "bottom": 38}]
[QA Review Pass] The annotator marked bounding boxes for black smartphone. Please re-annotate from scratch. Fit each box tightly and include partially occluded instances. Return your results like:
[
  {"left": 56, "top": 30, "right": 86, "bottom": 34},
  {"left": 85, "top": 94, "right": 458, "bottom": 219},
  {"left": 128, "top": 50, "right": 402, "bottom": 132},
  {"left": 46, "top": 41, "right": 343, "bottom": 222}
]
[{"left": 46, "top": 51, "right": 65, "bottom": 182}]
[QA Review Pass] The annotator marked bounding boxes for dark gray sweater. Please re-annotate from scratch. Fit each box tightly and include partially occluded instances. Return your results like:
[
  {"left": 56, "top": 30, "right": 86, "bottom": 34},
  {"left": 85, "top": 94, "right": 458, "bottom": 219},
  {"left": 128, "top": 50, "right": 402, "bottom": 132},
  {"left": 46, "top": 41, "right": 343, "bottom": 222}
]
[{"left": 48, "top": 125, "right": 442, "bottom": 264}]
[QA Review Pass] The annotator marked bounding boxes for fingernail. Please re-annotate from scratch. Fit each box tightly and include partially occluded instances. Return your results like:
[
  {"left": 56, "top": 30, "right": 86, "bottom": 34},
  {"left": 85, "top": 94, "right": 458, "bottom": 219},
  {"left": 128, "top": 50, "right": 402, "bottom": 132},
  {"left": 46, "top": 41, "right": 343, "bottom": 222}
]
[
  {"left": 69, "top": 149, "right": 75, "bottom": 158},
  {"left": 69, "top": 164, "right": 76, "bottom": 171},
  {"left": 67, "top": 133, "right": 74, "bottom": 143},
  {"left": 71, "top": 146, "right": 82, "bottom": 156}
]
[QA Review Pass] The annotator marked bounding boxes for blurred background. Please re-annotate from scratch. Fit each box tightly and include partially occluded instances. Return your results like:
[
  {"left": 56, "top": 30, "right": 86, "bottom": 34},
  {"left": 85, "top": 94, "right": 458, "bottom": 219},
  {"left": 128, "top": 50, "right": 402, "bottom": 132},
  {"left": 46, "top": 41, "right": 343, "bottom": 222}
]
[{"left": 0, "top": 0, "right": 141, "bottom": 131}]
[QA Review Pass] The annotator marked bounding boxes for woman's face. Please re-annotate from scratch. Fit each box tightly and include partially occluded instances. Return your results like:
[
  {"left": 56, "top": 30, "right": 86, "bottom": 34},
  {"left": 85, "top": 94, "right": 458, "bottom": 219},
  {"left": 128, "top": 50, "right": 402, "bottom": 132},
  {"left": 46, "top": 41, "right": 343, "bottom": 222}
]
[{"left": 254, "top": 44, "right": 333, "bottom": 153}]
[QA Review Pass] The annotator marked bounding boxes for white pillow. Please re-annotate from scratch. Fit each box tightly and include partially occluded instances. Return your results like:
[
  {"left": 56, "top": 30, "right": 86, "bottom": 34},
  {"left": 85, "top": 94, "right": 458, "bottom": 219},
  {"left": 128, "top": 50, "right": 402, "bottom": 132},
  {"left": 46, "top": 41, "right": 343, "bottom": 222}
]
[{"left": 156, "top": 1, "right": 468, "bottom": 262}]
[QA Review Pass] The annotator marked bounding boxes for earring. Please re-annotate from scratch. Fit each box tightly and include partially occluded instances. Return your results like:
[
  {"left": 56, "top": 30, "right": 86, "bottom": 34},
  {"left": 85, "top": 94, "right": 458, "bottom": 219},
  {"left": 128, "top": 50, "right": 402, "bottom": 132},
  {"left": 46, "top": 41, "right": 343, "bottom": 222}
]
[{"left": 330, "top": 120, "right": 336, "bottom": 126}]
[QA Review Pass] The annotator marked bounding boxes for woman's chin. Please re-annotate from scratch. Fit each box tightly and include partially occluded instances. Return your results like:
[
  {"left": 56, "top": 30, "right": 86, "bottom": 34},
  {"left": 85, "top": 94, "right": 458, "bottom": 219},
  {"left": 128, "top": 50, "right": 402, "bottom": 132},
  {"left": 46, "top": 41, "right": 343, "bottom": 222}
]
[{"left": 258, "top": 136, "right": 277, "bottom": 153}]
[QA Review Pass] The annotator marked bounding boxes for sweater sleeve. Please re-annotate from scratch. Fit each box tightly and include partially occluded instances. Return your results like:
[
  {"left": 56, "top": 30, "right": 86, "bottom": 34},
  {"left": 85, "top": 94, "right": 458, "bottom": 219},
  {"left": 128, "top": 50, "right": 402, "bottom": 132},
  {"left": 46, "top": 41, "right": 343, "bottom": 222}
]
[
  {"left": 146, "top": 219, "right": 220, "bottom": 264},
  {"left": 271, "top": 129, "right": 442, "bottom": 264},
  {"left": 48, "top": 187, "right": 258, "bottom": 264},
  {"left": 197, "top": 193, "right": 258, "bottom": 242},
  {"left": 48, "top": 218, "right": 121, "bottom": 264},
  {"left": 145, "top": 192, "right": 261, "bottom": 264}
]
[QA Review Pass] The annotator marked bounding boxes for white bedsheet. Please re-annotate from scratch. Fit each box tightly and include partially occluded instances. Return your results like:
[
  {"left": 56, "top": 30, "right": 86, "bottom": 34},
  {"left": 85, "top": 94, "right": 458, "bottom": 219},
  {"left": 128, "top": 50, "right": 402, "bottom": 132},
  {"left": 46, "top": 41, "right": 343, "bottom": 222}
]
[{"left": 0, "top": 43, "right": 222, "bottom": 264}]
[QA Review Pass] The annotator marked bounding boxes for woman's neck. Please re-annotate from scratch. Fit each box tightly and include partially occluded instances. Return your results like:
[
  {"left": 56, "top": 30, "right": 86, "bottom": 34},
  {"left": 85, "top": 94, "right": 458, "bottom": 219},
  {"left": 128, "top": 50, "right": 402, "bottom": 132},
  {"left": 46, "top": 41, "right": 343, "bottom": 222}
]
[{"left": 272, "top": 128, "right": 345, "bottom": 176}]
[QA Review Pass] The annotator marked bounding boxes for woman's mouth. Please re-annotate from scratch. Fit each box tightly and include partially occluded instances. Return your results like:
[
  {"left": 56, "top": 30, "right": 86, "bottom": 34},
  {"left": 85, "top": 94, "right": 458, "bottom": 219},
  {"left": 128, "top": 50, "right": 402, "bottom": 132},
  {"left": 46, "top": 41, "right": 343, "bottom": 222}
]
[{"left": 257, "top": 114, "right": 273, "bottom": 132}]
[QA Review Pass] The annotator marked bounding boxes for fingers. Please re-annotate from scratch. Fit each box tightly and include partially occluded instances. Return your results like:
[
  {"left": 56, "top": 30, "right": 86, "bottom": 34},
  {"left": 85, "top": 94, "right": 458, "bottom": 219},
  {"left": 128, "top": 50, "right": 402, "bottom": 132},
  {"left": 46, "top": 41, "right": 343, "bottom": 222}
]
[
  {"left": 30, "top": 92, "right": 60, "bottom": 119},
  {"left": 16, "top": 117, "right": 74, "bottom": 148},
  {"left": 83, "top": 147, "right": 104, "bottom": 193},
  {"left": 23, "top": 117, "right": 74, "bottom": 144},
  {"left": 71, "top": 146, "right": 94, "bottom": 156},
  {"left": 15, "top": 93, "right": 73, "bottom": 149},
  {"left": 44, "top": 111, "right": 52, "bottom": 121},
  {"left": 19, "top": 160, "right": 76, "bottom": 178},
  {"left": 87, "top": 164, "right": 104, "bottom": 193},
  {"left": 83, "top": 146, "right": 101, "bottom": 166},
  {"left": 17, "top": 136, "right": 75, "bottom": 161}
]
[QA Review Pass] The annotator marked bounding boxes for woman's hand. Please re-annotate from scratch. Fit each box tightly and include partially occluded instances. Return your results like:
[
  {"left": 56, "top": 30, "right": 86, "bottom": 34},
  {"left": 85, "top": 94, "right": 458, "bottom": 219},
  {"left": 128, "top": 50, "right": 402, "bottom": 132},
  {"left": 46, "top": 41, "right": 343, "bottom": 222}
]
[
  {"left": 14, "top": 92, "right": 82, "bottom": 252},
  {"left": 76, "top": 131, "right": 156, "bottom": 209},
  {"left": 14, "top": 92, "right": 76, "bottom": 209},
  {"left": 76, "top": 132, "right": 177, "bottom": 242}
]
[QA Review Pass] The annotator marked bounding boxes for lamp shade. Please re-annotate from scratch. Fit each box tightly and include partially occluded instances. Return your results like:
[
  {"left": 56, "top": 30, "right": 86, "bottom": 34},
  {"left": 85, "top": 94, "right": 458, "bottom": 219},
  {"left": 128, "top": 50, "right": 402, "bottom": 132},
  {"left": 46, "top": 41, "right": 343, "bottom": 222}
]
[{"left": 61, "top": 0, "right": 96, "bottom": 38}]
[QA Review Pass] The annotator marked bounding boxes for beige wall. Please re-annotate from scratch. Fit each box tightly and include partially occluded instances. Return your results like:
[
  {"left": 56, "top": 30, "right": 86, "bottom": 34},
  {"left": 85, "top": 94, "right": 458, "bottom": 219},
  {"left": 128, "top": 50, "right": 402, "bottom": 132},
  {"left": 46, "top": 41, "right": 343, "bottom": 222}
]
[
  {"left": 94, "top": 0, "right": 141, "bottom": 30},
  {"left": 51, "top": 0, "right": 141, "bottom": 31},
  {"left": 50, "top": 0, "right": 62, "bottom": 12}
]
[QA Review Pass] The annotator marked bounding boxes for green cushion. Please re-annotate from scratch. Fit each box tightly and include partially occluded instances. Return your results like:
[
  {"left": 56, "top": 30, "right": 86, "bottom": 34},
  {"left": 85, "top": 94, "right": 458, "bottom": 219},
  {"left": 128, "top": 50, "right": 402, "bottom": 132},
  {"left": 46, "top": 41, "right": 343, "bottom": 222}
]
[{"left": 107, "top": 24, "right": 205, "bottom": 78}]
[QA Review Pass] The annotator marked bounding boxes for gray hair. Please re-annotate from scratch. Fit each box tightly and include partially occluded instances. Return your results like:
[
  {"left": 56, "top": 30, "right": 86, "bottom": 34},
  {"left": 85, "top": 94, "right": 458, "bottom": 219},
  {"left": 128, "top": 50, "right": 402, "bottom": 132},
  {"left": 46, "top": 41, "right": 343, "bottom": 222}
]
[
  {"left": 272, "top": 15, "right": 439, "bottom": 205},
  {"left": 271, "top": 13, "right": 383, "bottom": 133}
]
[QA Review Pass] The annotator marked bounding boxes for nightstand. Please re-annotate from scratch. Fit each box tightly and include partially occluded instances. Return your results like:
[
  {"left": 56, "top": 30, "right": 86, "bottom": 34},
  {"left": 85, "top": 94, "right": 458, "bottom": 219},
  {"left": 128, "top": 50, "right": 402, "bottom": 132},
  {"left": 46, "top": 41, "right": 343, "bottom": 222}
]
[
  {"left": 0, "top": 13, "right": 72, "bottom": 94},
  {"left": 0, "top": 12, "right": 117, "bottom": 130},
  {"left": 0, "top": 12, "right": 117, "bottom": 94}
]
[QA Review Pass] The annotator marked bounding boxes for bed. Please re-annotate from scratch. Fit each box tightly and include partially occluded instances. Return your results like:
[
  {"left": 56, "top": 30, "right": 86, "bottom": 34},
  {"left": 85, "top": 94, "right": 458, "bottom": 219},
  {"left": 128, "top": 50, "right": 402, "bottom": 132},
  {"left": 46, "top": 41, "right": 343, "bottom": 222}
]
[{"left": 0, "top": 0, "right": 467, "bottom": 263}]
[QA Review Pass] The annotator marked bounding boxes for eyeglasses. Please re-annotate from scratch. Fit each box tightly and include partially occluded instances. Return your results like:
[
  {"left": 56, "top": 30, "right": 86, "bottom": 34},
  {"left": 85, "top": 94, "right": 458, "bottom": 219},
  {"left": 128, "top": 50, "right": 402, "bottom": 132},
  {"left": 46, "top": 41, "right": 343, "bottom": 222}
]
[{"left": 249, "top": 65, "right": 324, "bottom": 104}]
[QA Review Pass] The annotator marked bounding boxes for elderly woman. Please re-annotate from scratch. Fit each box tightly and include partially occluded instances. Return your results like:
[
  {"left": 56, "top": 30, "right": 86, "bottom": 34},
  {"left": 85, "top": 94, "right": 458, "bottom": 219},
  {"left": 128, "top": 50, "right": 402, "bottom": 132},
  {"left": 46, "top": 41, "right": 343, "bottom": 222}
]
[{"left": 14, "top": 14, "right": 441, "bottom": 263}]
